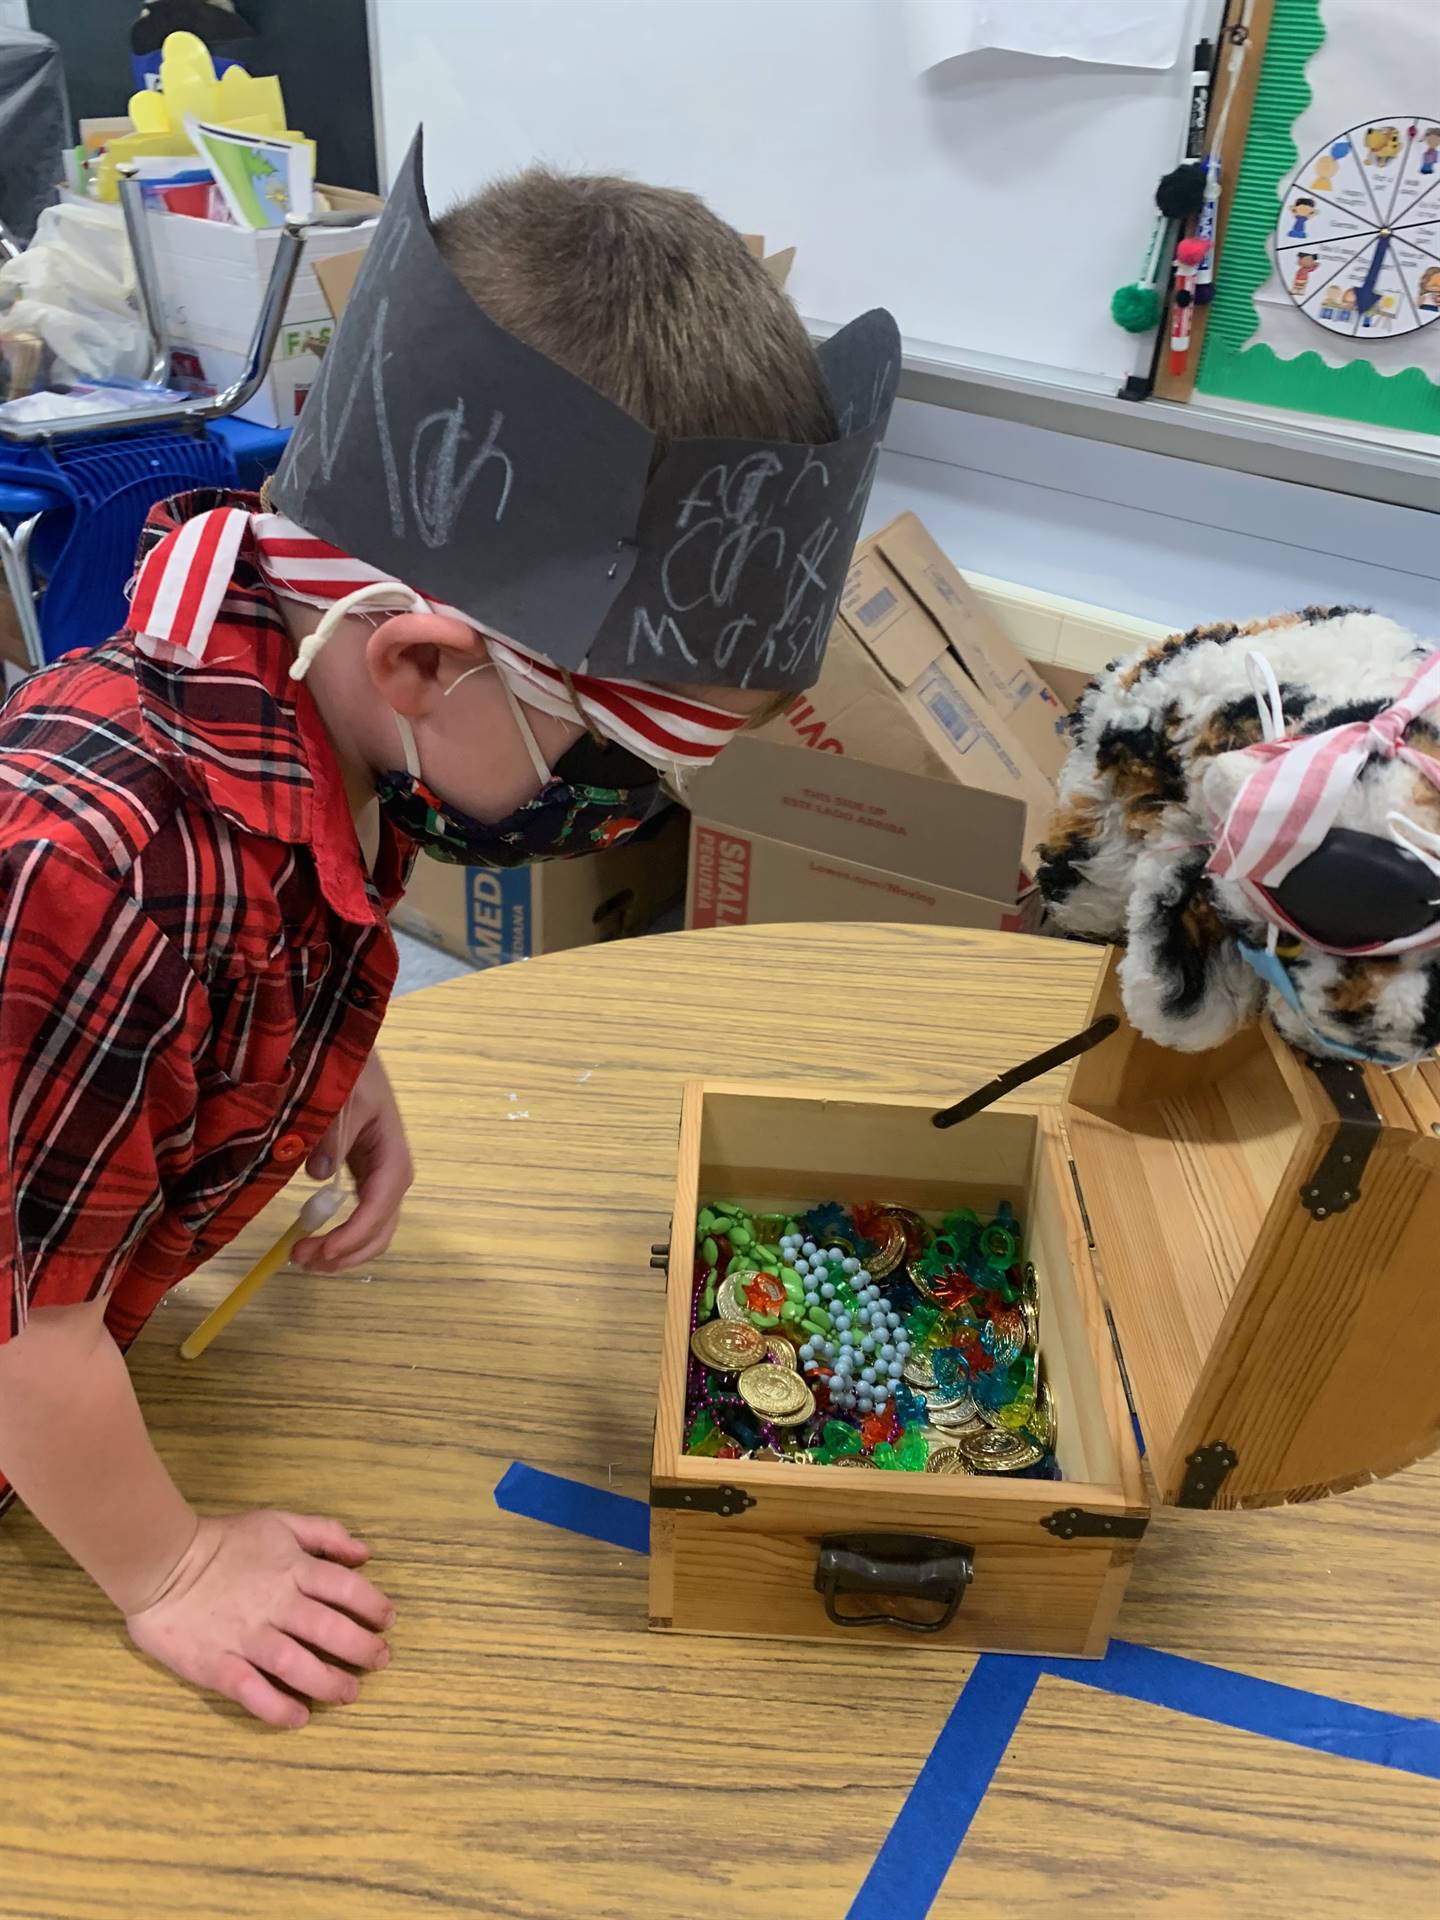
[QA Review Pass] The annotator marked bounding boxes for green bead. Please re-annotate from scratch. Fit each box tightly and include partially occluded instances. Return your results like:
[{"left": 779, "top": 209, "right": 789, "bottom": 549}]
[
  {"left": 780, "top": 1274, "right": 805, "bottom": 1300},
  {"left": 728, "top": 1224, "right": 753, "bottom": 1248},
  {"left": 700, "top": 1271, "right": 718, "bottom": 1315},
  {"left": 701, "top": 1236, "right": 718, "bottom": 1267},
  {"left": 780, "top": 1301, "right": 802, "bottom": 1323}
]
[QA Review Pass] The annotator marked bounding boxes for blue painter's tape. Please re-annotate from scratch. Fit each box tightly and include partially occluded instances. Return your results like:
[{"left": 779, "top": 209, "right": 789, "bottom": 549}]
[
  {"left": 1046, "top": 1639, "right": 1440, "bottom": 1779},
  {"left": 493, "top": 1462, "right": 650, "bottom": 1556},
  {"left": 846, "top": 1654, "right": 1042, "bottom": 1920}
]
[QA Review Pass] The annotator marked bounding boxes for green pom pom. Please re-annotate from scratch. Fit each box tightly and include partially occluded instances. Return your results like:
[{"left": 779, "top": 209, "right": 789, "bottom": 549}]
[{"left": 1110, "top": 282, "right": 1162, "bottom": 333}]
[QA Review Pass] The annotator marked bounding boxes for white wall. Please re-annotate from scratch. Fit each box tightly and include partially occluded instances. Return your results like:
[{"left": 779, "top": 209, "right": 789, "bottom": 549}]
[{"left": 869, "top": 400, "right": 1440, "bottom": 649}]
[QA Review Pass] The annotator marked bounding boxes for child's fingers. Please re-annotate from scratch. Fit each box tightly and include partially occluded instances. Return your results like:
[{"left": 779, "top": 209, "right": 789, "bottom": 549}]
[
  {"left": 297, "top": 1554, "right": 396, "bottom": 1629},
  {"left": 276, "top": 1511, "right": 370, "bottom": 1564},
  {"left": 297, "top": 1200, "right": 400, "bottom": 1272},
  {"left": 213, "top": 1651, "right": 309, "bottom": 1730},
  {"left": 284, "top": 1595, "right": 390, "bottom": 1671},
  {"left": 254, "top": 1629, "right": 359, "bottom": 1706}
]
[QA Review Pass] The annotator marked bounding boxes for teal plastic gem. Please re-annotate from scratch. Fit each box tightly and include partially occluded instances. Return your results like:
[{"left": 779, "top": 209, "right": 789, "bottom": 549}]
[{"left": 931, "top": 1347, "right": 970, "bottom": 1391}]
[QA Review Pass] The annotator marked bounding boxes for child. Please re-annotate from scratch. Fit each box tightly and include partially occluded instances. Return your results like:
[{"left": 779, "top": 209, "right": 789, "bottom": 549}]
[
  {"left": 1287, "top": 196, "right": 1316, "bottom": 239},
  {"left": 0, "top": 132, "right": 896, "bottom": 1729}
]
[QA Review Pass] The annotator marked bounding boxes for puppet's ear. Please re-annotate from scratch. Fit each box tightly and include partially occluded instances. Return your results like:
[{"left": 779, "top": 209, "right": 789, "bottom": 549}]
[{"left": 1119, "top": 846, "right": 1262, "bottom": 1051}]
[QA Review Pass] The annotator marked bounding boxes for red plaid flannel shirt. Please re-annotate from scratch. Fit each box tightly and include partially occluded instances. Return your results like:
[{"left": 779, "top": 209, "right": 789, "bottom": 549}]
[{"left": 0, "top": 490, "right": 408, "bottom": 1512}]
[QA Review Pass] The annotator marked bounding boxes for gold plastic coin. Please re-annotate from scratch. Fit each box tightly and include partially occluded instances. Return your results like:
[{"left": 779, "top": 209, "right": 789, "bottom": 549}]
[
  {"left": 716, "top": 1275, "right": 749, "bottom": 1322},
  {"left": 1021, "top": 1295, "right": 1039, "bottom": 1351},
  {"left": 866, "top": 1216, "right": 908, "bottom": 1280},
  {"left": 767, "top": 1384, "right": 817, "bottom": 1428},
  {"left": 924, "top": 1445, "right": 972, "bottom": 1474},
  {"left": 690, "top": 1319, "right": 766, "bottom": 1371},
  {"left": 737, "top": 1364, "right": 810, "bottom": 1418},
  {"left": 1029, "top": 1379, "right": 1057, "bottom": 1452},
  {"left": 764, "top": 1334, "right": 800, "bottom": 1371},
  {"left": 957, "top": 1428, "right": 1045, "bottom": 1473},
  {"left": 903, "top": 1352, "right": 937, "bottom": 1390},
  {"left": 836, "top": 1454, "right": 879, "bottom": 1468}
]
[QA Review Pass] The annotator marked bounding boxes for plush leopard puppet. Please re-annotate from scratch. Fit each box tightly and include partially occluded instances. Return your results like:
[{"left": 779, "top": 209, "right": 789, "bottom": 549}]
[{"left": 1037, "top": 607, "right": 1440, "bottom": 1065}]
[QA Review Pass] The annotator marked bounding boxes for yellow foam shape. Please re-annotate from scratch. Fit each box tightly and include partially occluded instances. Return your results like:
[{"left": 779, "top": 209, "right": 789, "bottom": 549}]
[
  {"left": 98, "top": 31, "right": 296, "bottom": 201},
  {"left": 127, "top": 89, "right": 170, "bottom": 134}
]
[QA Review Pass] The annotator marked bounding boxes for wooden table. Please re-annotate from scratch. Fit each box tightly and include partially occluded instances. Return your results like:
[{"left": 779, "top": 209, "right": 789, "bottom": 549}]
[{"left": 1, "top": 924, "right": 1436, "bottom": 1920}]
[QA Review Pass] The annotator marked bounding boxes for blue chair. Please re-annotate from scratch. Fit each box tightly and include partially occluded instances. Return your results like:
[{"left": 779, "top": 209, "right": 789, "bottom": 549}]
[
  {"left": 0, "top": 176, "right": 367, "bottom": 667},
  {"left": 0, "top": 416, "right": 290, "bottom": 664}
]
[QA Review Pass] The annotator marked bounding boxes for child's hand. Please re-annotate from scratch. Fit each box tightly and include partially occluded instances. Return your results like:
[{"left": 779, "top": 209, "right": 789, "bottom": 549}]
[
  {"left": 125, "top": 1509, "right": 395, "bottom": 1729},
  {"left": 296, "top": 1052, "right": 414, "bottom": 1272}
]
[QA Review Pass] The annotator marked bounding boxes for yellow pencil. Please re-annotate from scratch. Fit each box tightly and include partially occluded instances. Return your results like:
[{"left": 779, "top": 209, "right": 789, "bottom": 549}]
[{"left": 180, "top": 1188, "right": 340, "bottom": 1361}]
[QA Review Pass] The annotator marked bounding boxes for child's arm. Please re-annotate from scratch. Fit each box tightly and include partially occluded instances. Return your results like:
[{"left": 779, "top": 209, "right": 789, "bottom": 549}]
[{"left": 0, "top": 1297, "right": 394, "bottom": 1729}]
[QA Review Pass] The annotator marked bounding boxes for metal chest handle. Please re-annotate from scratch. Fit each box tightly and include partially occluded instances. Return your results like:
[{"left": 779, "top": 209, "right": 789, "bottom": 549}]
[{"left": 814, "top": 1532, "right": 974, "bottom": 1633}]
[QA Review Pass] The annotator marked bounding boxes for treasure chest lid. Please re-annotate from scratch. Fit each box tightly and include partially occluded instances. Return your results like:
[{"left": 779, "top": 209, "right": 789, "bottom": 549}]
[{"left": 1063, "top": 948, "right": 1440, "bottom": 1511}]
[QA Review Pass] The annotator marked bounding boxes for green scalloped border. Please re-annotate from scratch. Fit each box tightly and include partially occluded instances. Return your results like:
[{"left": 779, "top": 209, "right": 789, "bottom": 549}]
[{"left": 1195, "top": 0, "right": 1440, "bottom": 435}]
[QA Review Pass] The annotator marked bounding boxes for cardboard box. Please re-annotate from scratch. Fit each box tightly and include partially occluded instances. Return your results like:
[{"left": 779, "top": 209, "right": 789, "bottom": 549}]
[
  {"left": 856, "top": 514, "right": 1073, "bottom": 781},
  {"left": 168, "top": 319, "right": 333, "bottom": 427},
  {"left": 753, "top": 517, "right": 1067, "bottom": 894},
  {"left": 69, "top": 185, "right": 383, "bottom": 426},
  {"left": 685, "top": 735, "right": 1032, "bottom": 936},
  {"left": 392, "top": 808, "right": 688, "bottom": 970}
]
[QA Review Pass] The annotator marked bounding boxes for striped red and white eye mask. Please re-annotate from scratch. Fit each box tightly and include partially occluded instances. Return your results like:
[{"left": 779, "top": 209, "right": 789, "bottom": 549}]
[
  {"left": 1206, "top": 648, "right": 1440, "bottom": 957},
  {"left": 127, "top": 505, "right": 748, "bottom": 775}
]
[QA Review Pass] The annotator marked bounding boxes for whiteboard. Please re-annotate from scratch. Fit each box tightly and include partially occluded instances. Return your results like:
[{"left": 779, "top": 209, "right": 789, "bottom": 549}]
[{"left": 370, "top": 0, "right": 1213, "bottom": 387}]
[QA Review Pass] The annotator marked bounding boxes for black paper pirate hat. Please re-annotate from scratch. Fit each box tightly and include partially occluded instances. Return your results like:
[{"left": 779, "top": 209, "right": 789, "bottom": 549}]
[{"left": 273, "top": 131, "right": 901, "bottom": 691}]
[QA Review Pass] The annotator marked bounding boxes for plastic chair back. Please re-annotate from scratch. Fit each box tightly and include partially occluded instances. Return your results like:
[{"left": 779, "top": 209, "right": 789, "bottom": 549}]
[{"left": 0, "top": 426, "right": 238, "bottom": 660}]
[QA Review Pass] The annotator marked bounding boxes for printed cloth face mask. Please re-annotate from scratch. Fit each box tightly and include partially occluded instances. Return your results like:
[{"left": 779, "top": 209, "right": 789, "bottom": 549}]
[{"left": 295, "top": 582, "right": 674, "bottom": 869}]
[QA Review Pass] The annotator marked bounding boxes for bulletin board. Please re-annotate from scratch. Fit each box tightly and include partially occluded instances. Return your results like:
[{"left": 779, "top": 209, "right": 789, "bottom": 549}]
[{"left": 1196, "top": 0, "right": 1440, "bottom": 434}]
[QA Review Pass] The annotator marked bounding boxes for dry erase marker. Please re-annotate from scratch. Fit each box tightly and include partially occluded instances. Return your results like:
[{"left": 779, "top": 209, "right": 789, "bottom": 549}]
[
  {"left": 1186, "top": 38, "right": 1215, "bottom": 160},
  {"left": 1170, "top": 237, "right": 1208, "bottom": 373}
]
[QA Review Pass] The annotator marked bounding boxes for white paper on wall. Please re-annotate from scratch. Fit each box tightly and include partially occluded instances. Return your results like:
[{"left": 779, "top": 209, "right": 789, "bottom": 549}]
[
  {"left": 903, "top": 0, "right": 1190, "bottom": 73},
  {"left": 1248, "top": 0, "right": 1440, "bottom": 379}
]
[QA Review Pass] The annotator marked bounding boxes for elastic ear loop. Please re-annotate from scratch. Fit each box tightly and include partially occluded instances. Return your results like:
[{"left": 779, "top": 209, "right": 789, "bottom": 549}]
[
  {"left": 1245, "top": 650, "right": 1287, "bottom": 959},
  {"left": 287, "top": 580, "right": 425, "bottom": 684},
  {"left": 446, "top": 658, "right": 552, "bottom": 786},
  {"left": 1386, "top": 811, "right": 1440, "bottom": 904}
]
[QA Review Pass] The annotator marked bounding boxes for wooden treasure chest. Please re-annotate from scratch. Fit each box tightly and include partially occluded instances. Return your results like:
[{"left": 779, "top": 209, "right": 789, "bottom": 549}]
[{"left": 648, "top": 951, "right": 1440, "bottom": 1654}]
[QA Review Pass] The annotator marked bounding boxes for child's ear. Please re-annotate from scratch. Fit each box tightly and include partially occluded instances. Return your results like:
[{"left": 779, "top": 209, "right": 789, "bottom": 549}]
[{"left": 365, "top": 611, "right": 483, "bottom": 719}]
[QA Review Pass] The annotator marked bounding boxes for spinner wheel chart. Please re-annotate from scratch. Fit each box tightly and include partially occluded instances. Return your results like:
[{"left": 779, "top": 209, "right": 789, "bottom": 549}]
[{"left": 1276, "top": 118, "right": 1440, "bottom": 339}]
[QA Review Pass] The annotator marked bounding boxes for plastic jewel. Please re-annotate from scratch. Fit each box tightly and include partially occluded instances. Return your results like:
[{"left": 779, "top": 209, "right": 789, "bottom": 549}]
[{"left": 687, "top": 1195, "right": 1052, "bottom": 1477}]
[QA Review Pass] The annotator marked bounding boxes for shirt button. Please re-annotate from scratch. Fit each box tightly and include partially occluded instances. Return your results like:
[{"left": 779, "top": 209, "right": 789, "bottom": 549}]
[
  {"left": 272, "top": 1131, "right": 306, "bottom": 1166},
  {"left": 349, "top": 982, "right": 375, "bottom": 1008}
]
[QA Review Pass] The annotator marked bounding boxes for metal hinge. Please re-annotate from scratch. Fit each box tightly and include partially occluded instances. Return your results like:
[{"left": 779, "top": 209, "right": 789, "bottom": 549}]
[
  {"left": 1177, "top": 1441, "right": 1238, "bottom": 1508},
  {"left": 1040, "top": 1506, "right": 1149, "bottom": 1540},
  {"left": 1300, "top": 1058, "right": 1381, "bottom": 1220},
  {"left": 650, "top": 1482, "right": 756, "bottom": 1517}
]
